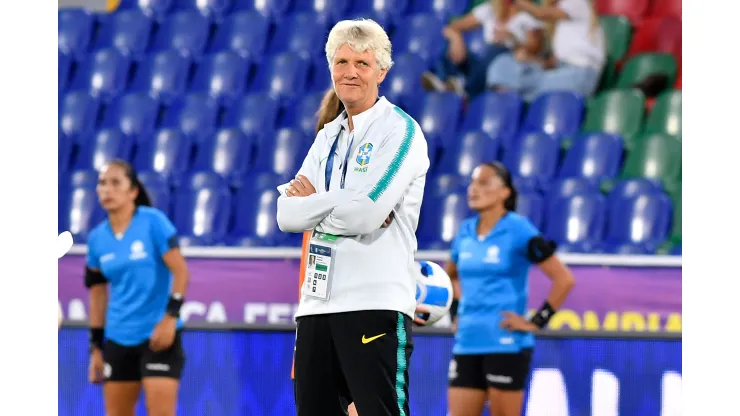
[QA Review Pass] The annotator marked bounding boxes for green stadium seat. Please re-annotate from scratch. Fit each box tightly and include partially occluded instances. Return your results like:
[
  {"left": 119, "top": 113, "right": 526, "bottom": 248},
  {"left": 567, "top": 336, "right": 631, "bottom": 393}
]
[
  {"left": 582, "top": 89, "right": 645, "bottom": 150},
  {"left": 598, "top": 15, "right": 632, "bottom": 89},
  {"left": 644, "top": 90, "right": 681, "bottom": 138},
  {"left": 620, "top": 132, "right": 681, "bottom": 191},
  {"left": 617, "top": 52, "right": 678, "bottom": 88}
]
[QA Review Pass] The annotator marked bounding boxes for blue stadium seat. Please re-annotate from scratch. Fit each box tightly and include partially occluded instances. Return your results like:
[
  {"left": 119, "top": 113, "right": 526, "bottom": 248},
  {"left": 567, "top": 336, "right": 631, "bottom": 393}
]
[
  {"left": 93, "top": 9, "right": 153, "bottom": 57},
  {"left": 269, "top": 13, "right": 330, "bottom": 60},
  {"left": 227, "top": 187, "right": 285, "bottom": 246},
  {"left": 174, "top": 0, "right": 233, "bottom": 20},
  {"left": 409, "top": 0, "right": 469, "bottom": 21},
  {"left": 59, "top": 52, "right": 73, "bottom": 93},
  {"left": 521, "top": 91, "right": 584, "bottom": 137},
  {"left": 391, "top": 14, "right": 445, "bottom": 67},
  {"left": 75, "top": 128, "right": 135, "bottom": 171},
  {"left": 252, "top": 128, "right": 309, "bottom": 175},
  {"left": 558, "top": 133, "right": 623, "bottom": 182},
  {"left": 59, "top": 131, "right": 74, "bottom": 173},
  {"left": 222, "top": 93, "right": 280, "bottom": 137},
  {"left": 460, "top": 92, "right": 523, "bottom": 146},
  {"left": 137, "top": 171, "right": 172, "bottom": 215},
  {"left": 610, "top": 178, "right": 664, "bottom": 199},
  {"left": 347, "top": 0, "right": 408, "bottom": 24},
  {"left": 418, "top": 192, "right": 471, "bottom": 250},
  {"left": 282, "top": 91, "right": 325, "bottom": 137},
  {"left": 59, "top": 91, "right": 101, "bottom": 141},
  {"left": 504, "top": 132, "right": 559, "bottom": 191},
  {"left": 545, "top": 193, "right": 606, "bottom": 253},
  {"left": 463, "top": 29, "right": 487, "bottom": 59},
  {"left": 101, "top": 92, "right": 160, "bottom": 139},
  {"left": 292, "top": 0, "right": 350, "bottom": 22},
  {"left": 150, "top": 10, "right": 210, "bottom": 58},
  {"left": 127, "top": 0, "right": 174, "bottom": 20},
  {"left": 437, "top": 131, "right": 500, "bottom": 178},
  {"left": 378, "top": 53, "right": 426, "bottom": 109},
  {"left": 172, "top": 172, "right": 232, "bottom": 246},
  {"left": 601, "top": 188, "right": 672, "bottom": 254},
  {"left": 250, "top": 53, "right": 311, "bottom": 104},
  {"left": 233, "top": 0, "right": 291, "bottom": 17},
  {"left": 70, "top": 48, "right": 131, "bottom": 101},
  {"left": 133, "top": 128, "right": 193, "bottom": 179},
  {"left": 190, "top": 52, "right": 251, "bottom": 105},
  {"left": 59, "top": 9, "right": 94, "bottom": 58},
  {"left": 68, "top": 169, "right": 100, "bottom": 188},
  {"left": 545, "top": 178, "right": 600, "bottom": 204},
  {"left": 307, "top": 56, "right": 332, "bottom": 93},
  {"left": 162, "top": 93, "right": 219, "bottom": 143},
  {"left": 129, "top": 50, "right": 191, "bottom": 103},
  {"left": 425, "top": 173, "right": 467, "bottom": 197},
  {"left": 209, "top": 11, "right": 269, "bottom": 59},
  {"left": 412, "top": 92, "right": 463, "bottom": 150},
  {"left": 58, "top": 181, "right": 104, "bottom": 241},
  {"left": 192, "top": 128, "right": 255, "bottom": 182},
  {"left": 342, "top": 9, "right": 392, "bottom": 31},
  {"left": 670, "top": 243, "right": 681, "bottom": 255},
  {"left": 516, "top": 191, "right": 545, "bottom": 230}
]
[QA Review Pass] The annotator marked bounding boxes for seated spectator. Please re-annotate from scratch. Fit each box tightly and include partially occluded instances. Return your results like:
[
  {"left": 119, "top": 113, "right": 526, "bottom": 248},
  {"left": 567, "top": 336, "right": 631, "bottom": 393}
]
[
  {"left": 486, "top": 0, "right": 605, "bottom": 101},
  {"left": 422, "top": 0, "right": 541, "bottom": 98}
]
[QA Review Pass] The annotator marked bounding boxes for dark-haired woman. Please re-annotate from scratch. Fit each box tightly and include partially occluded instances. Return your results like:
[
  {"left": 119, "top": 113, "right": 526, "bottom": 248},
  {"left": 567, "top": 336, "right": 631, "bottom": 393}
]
[
  {"left": 445, "top": 162, "right": 575, "bottom": 416},
  {"left": 85, "top": 160, "right": 190, "bottom": 416}
]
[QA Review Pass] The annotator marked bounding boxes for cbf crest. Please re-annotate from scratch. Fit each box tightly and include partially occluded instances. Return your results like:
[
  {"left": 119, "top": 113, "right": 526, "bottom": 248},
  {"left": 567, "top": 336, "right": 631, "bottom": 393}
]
[{"left": 354, "top": 143, "right": 373, "bottom": 173}]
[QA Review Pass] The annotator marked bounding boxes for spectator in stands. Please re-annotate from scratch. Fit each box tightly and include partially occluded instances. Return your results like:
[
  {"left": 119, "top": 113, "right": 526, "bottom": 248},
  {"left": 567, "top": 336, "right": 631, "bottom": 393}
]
[
  {"left": 422, "top": 0, "right": 541, "bottom": 98},
  {"left": 486, "top": 0, "right": 605, "bottom": 101}
]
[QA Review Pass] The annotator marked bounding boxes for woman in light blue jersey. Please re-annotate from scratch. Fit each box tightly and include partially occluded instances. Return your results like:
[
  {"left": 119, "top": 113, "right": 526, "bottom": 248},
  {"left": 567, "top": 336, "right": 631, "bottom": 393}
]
[
  {"left": 85, "top": 160, "right": 190, "bottom": 416},
  {"left": 445, "top": 162, "right": 575, "bottom": 416}
]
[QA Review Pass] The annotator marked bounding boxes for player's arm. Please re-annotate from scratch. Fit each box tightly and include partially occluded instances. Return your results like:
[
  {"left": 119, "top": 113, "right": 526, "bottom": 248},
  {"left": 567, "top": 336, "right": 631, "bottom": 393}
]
[
  {"left": 526, "top": 236, "right": 576, "bottom": 328},
  {"left": 276, "top": 135, "right": 350, "bottom": 233},
  {"left": 315, "top": 118, "right": 430, "bottom": 236},
  {"left": 151, "top": 210, "right": 190, "bottom": 319},
  {"left": 445, "top": 260, "right": 461, "bottom": 320},
  {"left": 83, "top": 239, "right": 108, "bottom": 352}
]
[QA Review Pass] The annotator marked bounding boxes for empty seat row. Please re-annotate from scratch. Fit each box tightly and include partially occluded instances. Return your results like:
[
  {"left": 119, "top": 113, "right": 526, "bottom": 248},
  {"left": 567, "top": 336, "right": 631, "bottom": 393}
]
[
  {"left": 419, "top": 177, "right": 680, "bottom": 255},
  {"left": 58, "top": 172, "right": 680, "bottom": 254}
]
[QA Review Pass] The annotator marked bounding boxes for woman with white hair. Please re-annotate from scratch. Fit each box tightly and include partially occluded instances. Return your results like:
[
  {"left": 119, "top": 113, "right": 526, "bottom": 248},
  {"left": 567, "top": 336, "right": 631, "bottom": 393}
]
[{"left": 276, "top": 19, "right": 431, "bottom": 416}]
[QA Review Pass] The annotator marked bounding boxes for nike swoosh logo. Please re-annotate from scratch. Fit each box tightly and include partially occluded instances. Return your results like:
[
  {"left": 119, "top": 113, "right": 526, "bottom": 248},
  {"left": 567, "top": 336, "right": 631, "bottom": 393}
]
[{"left": 362, "top": 333, "right": 387, "bottom": 344}]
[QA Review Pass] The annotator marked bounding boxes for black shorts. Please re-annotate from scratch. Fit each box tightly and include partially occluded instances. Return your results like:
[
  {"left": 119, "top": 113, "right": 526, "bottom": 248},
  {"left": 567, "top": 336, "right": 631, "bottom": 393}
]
[
  {"left": 448, "top": 349, "right": 533, "bottom": 391},
  {"left": 293, "top": 310, "right": 414, "bottom": 416},
  {"left": 103, "top": 331, "right": 186, "bottom": 382}
]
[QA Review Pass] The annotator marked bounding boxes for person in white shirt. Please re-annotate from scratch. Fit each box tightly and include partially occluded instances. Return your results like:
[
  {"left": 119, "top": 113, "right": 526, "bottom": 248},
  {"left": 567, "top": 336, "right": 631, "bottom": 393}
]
[
  {"left": 486, "top": 0, "right": 606, "bottom": 101},
  {"left": 276, "top": 18, "right": 430, "bottom": 416},
  {"left": 422, "top": 0, "right": 537, "bottom": 98}
]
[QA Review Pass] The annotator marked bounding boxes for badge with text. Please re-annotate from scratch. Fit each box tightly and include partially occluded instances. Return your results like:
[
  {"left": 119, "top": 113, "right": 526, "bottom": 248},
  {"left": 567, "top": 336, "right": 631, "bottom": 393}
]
[{"left": 304, "top": 232, "right": 339, "bottom": 300}]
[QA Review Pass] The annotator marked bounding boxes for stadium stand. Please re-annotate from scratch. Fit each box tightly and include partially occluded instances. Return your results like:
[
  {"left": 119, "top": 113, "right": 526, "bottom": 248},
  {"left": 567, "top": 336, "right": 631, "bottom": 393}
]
[{"left": 59, "top": 0, "right": 682, "bottom": 254}]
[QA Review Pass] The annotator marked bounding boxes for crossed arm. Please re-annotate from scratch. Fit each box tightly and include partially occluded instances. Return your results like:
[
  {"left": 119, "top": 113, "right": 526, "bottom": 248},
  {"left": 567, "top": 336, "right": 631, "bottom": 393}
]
[{"left": 276, "top": 122, "right": 428, "bottom": 236}]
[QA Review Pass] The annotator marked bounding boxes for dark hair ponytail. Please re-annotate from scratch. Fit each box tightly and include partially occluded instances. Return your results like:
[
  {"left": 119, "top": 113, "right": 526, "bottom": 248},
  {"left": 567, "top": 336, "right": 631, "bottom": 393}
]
[
  {"left": 486, "top": 162, "right": 518, "bottom": 211},
  {"left": 109, "top": 159, "right": 151, "bottom": 207},
  {"left": 315, "top": 87, "right": 344, "bottom": 134}
]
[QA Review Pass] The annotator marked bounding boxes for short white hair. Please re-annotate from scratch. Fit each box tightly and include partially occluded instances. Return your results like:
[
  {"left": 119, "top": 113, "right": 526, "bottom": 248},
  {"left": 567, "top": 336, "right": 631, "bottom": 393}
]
[{"left": 325, "top": 19, "right": 394, "bottom": 71}]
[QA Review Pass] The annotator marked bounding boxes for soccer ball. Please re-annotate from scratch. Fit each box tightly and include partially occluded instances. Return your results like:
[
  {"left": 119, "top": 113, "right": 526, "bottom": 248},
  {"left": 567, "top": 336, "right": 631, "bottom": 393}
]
[{"left": 414, "top": 260, "right": 453, "bottom": 326}]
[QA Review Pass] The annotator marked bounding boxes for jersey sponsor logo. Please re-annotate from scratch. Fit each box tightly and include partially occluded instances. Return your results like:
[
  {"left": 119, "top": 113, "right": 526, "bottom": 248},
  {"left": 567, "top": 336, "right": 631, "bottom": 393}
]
[
  {"left": 448, "top": 359, "right": 458, "bottom": 380},
  {"left": 483, "top": 245, "right": 500, "bottom": 264},
  {"left": 486, "top": 374, "right": 513, "bottom": 384},
  {"left": 361, "top": 333, "right": 386, "bottom": 344},
  {"left": 355, "top": 142, "right": 373, "bottom": 171},
  {"left": 129, "top": 240, "right": 148, "bottom": 261},
  {"left": 500, "top": 336, "right": 515, "bottom": 345},
  {"left": 100, "top": 253, "right": 116, "bottom": 263},
  {"left": 459, "top": 252, "right": 473, "bottom": 259},
  {"left": 146, "top": 363, "right": 171, "bottom": 372}
]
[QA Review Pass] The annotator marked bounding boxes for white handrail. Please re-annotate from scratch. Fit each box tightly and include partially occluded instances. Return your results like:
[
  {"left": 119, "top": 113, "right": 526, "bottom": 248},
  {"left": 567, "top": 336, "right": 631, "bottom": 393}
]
[{"left": 66, "top": 245, "right": 682, "bottom": 267}]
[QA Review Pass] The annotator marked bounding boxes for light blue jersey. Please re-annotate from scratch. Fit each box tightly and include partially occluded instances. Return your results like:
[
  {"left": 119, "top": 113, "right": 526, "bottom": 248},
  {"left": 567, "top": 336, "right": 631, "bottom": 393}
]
[
  {"left": 451, "top": 212, "right": 539, "bottom": 354},
  {"left": 86, "top": 207, "right": 183, "bottom": 346}
]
